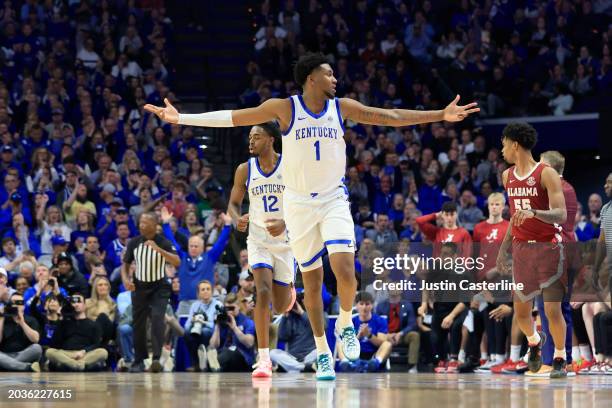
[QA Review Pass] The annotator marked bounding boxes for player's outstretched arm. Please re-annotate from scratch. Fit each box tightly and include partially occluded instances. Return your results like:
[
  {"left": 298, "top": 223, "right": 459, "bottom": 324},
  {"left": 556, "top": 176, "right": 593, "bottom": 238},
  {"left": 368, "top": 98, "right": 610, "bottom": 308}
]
[
  {"left": 144, "top": 98, "right": 289, "bottom": 128},
  {"left": 340, "top": 95, "right": 479, "bottom": 126}
]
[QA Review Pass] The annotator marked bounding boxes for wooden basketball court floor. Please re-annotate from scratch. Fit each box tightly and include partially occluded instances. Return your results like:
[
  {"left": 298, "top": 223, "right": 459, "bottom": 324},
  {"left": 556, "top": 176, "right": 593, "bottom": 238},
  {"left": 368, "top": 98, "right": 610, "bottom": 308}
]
[{"left": 1, "top": 372, "right": 611, "bottom": 407}]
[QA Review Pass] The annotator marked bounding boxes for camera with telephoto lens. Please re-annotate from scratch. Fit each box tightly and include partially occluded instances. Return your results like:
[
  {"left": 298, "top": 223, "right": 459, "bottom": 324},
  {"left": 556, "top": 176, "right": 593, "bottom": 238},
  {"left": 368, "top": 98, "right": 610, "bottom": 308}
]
[
  {"left": 2, "top": 299, "right": 24, "bottom": 317},
  {"left": 215, "top": 305, "right": 230, "bottom": 327},
  {"left": 190, "top": 312, "right": 207, "bottom": 335}
]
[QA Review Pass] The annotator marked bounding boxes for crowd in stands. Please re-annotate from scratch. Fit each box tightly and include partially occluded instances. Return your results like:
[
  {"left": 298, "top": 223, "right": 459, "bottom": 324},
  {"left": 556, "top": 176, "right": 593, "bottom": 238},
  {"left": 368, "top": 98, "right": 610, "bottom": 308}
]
[
  {"left": 0, "top": 0, "right": 611, "bottom": 375},
  {"left": 246, "top": 0, "right": 612, "bottom": 117}
]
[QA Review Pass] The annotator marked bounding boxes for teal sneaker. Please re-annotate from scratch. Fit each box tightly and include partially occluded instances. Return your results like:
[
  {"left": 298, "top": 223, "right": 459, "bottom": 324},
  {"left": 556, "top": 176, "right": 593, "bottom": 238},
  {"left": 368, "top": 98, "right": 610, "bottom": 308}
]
[
  {"left": 336, "top": 325, "right": 360, "bottom": 361},
  {"left": 315, "top": 353, "right": 336, "bottom": 381}
]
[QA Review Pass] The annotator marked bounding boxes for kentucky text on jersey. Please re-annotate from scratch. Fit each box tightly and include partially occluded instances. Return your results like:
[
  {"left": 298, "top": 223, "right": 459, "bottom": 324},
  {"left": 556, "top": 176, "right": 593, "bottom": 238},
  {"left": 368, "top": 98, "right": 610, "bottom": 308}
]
[
  {"left": 507, "top": 187, "right": 539, "bottom": 197},
  {"left": 294, "top": 126, "right": 339, "bottom": 140},
  {"left": 249, "top": 184, "right": 285, "bottom": 197}
]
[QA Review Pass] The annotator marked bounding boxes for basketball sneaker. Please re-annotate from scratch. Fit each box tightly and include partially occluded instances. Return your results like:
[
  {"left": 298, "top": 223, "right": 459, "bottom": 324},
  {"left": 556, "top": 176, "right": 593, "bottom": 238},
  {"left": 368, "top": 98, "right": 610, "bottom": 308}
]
[
  {"left": 474, "top": 359, "right": 498, "bottom": 373},
  {"left": 576, "top": 359, "right": 595, "bottom": 375},
  {"left": 336, "top": 324, "right": 360, "bottom": 361},
  {"left": 434, "top": 361, "right": 447, "bottom": 373},
  {"left": 315, "top": 353, "right": 336, "bottom": 381},
  {"left": 490, "top": 359, "right": 509, "bottom": 374},
  {"left": 550, "top": 358, "right": 567, "bottom": 378},
  {"left": 500, "top": 360, "right": 529, "bottom": 374},
  {"left": 527, "top": 331, "right": 546, "bottom": 373},
  {"left": 252, "top": 359, "right": 273, "bottom": 378},
  {"left": 446, "top": 360, "right": 459, "bottom": 373}
]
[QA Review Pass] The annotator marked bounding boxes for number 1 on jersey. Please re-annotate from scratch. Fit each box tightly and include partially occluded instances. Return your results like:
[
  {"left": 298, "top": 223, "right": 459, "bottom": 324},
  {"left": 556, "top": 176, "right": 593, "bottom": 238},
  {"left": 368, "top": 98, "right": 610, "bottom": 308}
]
[{"left": 314, "top": 140, "right": 320, "bottom": 161}]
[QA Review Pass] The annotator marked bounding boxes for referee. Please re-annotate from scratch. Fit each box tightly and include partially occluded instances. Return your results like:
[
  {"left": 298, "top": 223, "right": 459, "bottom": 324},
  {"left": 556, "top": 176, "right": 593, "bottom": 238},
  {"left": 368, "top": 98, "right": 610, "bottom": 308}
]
[
  {"left": 121, "top": 212, "right": 181, "bottom": 373},
  {"left": 594, "top": 172, "right": 612, "bottom": 305}
]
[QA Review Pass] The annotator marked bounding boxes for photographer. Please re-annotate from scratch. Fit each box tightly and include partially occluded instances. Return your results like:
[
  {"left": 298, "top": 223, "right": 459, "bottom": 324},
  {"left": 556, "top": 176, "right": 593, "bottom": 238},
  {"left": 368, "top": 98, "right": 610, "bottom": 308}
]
[
  {"left": 46, "top": 293, "right": 108, "bottom": 371},
  {"left": 208, "top": 292, "right": 255, "bottom": 372},
  {"left": 0, "top": 293, "right": 42, "bottom": 372},
  {"left": 270, "top": 289, "right": 319, "bottom": 373},
  {"left": 28, "top": 293, "right": 61, "bottom": 346},
  {"left": 183, "top": 280, "right": 222, "bottom": 371},
  {"left": 24, "top": 265, "right": 66, "bottom": 313}
]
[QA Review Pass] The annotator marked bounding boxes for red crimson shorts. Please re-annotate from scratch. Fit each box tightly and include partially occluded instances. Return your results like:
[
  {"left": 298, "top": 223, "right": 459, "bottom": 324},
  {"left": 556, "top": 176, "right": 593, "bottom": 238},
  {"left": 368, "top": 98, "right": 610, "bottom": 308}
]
[{"left": 511, "top": 240, "right": 567, "bottom": 301}]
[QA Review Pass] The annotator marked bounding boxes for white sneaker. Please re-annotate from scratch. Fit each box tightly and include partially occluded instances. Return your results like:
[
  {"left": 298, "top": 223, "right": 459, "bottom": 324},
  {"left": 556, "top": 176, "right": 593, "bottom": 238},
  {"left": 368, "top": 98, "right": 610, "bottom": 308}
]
[
  {"left": 408, "top": 366, "right": 418, "bottom": 373},
  {"left": 197, "top": 345, "right": 207, "bottom": 371},
  {"left": 207, "top": 349, "right": 221, "bottom": 372},
  {"left": 315, "top": 353, "right": 336, "bottom": 381},
  {"left": 336, "top": 324, "right": 360, "bottom": 361}
]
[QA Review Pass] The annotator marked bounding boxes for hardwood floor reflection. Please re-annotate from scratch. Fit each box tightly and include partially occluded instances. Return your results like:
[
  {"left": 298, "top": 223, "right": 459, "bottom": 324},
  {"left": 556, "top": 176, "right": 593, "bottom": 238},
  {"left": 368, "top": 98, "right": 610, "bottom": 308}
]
[{"left": 1, "top": 372, "right": 611, "bottom": 408}]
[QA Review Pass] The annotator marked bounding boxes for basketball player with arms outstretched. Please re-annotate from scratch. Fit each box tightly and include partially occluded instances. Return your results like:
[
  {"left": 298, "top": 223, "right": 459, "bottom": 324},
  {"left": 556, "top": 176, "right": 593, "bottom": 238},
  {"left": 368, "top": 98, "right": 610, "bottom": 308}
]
[
  {"left": 145, "top": 53, "right": 479, "bottom": 380},
  {"left": 496, "top": 123, "right": 569, "bottom": 378},
  {"left": 228, "top": 122, "right": 296, "bottom": 378}
]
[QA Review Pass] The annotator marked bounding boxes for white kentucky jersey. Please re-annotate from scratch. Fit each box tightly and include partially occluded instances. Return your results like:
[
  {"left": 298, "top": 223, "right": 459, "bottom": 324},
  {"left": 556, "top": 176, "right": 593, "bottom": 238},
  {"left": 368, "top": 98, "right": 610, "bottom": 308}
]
[
  {"left": 281, "top": 95, "right": 346, "bottom": 196},
  {"left": 246, "top": 155, "right": 286, "bottom": 242}
]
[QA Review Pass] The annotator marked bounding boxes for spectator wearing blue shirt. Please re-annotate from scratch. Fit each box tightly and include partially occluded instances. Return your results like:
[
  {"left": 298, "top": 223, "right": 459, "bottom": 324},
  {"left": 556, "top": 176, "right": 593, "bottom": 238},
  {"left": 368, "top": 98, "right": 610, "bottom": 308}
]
[
  {"left": 338, "top": 291, "right": 391, "bottom": 373},
  {"left": 387, "top": 193, "right": 405, "bottom": 223},
  {"left": 23, "top": 264, "right": 67, "bottom": 314},
  {"left": 208, "top": 292, "right": 255, "bottom": 372},
  {"left": 104, "top": 221, "right": 132, "bottom": 274},
  {"left": 4, "top": 212, "right": 41, "bottom": 258},
  {"left": 160, "top": 207, "right": 231, "bottom": 305},
  {"left": 0, "top": 192, "right": 33, "bottom": 233},
  {"left": 417, "top": 171, "right": 442, "bottom": 215},
  {"left": 373, "top": 175, "right": 394, "bottom": 216},
  {"left": 575, "top": 202, "right": 597, "bottom": 242},
  {"left": 376, "top": 289, "right": 420, "bottom": 372}
]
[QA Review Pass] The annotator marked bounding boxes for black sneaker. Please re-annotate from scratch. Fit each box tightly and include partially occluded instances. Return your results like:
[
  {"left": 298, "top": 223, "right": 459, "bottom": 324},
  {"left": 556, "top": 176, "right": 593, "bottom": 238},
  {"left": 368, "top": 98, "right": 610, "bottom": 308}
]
[
  {"left": 129, "top": 361, "right": 145, "bottom": 373},
  {"left": 528, "top": 331, "right": 546, "bottom": 373},
  {"left": 550, "top": 358, "right": 567, "bottom": 378},
  {"left": 150, "top": 360, "right": 162, "bottom": 373},
  {"left": 459, "top": 357, "right": 480, "bottom": 373}
]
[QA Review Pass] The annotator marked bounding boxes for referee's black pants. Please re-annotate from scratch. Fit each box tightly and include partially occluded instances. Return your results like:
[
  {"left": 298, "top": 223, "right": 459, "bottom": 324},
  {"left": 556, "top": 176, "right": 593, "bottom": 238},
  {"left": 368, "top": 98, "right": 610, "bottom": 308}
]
[{"left": 132, "top": 279, "right": 171, "bottom": 363}]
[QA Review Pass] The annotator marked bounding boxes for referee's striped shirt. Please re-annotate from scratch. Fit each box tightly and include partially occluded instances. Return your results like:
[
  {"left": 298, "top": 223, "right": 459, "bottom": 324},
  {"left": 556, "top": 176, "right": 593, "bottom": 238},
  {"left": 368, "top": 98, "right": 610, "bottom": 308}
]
[
  {"left": 601, "top": 201, "right": 612, "bottom": 266},
  {"left": 123, "top": 234, "right": 177, "bottom": 282}
]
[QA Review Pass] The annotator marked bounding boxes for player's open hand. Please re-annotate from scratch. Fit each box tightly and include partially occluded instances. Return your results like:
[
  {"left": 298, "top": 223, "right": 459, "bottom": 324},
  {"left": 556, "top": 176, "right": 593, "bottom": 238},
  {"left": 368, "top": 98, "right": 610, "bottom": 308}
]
[
  {"left": 443, "top": 95, "right": 480, "bottom": 122},
  {"left": 265, "top": 219, "right": 286, "bottom": 237},
  {"left": 160, "top": 206, "right": 173, "bottom": 224},
  {"left": 511, "top": 209, "right": 534, "bottom": 227},
  {"left": 144, "top": 98, "right": 179, "bottom": 124}
]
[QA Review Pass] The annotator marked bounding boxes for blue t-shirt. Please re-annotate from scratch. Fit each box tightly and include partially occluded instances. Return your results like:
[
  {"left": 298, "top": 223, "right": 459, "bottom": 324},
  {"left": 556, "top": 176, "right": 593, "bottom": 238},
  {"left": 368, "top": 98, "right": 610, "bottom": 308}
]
[
  {"left": 352, "top": 313, "right": 388, "bottom": 354},
  {"left": 218, "top": 313, "right": 256, "bottom": 365}
]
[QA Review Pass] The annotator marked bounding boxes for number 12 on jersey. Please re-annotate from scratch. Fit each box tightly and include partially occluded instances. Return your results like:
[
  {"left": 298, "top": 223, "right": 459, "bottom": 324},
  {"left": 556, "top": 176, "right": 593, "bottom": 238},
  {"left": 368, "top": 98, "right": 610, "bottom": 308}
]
[
  {"left": 514, "top": 198, "right": 531, "bottom": 210},
  {"left": 262, "top": 195, "right": 279, "bottom": 212}
]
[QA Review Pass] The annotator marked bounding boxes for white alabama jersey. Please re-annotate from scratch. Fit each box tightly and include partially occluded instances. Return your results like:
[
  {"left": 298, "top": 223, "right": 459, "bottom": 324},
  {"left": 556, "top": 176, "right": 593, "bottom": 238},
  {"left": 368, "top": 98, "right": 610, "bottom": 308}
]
[
  {"left": 246, "top": 155, "right": 286, "bottom": 242},
  {"left": 281, "top": 95, "right": 346, "bottom": 196}
]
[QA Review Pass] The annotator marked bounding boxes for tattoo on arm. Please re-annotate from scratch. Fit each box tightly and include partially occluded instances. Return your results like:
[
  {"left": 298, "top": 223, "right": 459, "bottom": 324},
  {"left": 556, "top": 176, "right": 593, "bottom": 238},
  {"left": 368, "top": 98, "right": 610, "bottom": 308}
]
[
  {"left": 357, "top": 110, "right": 396, "bottom": 125},
  {"left": 534, "top": 208, "right": 567, "bottom": 224}
]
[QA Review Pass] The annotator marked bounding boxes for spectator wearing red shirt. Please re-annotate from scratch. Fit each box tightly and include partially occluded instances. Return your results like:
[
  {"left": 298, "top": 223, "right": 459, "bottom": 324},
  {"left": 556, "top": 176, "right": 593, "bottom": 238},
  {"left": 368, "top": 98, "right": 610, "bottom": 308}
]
[
  {"left": 472, "top": 192, "right": 509, "bottom": 282},
  {"left": 416, "top": 201, "right": 472, "bottom": 257}
]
